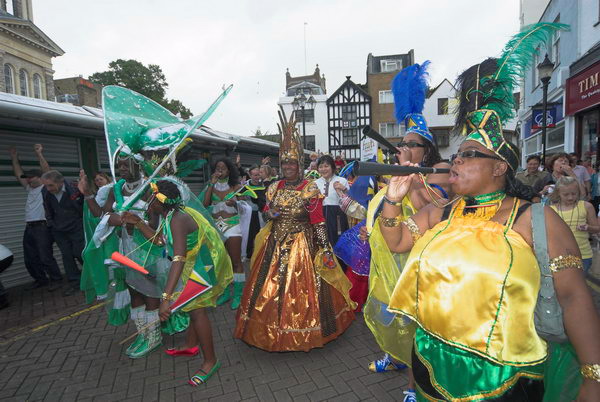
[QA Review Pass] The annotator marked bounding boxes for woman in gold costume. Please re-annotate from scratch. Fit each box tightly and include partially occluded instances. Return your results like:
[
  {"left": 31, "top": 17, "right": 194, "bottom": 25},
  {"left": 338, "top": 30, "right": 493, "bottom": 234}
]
[
  {"left": 234, "top": 108, "right": 355, "bottom": 352},
  {"left": 379, "top": 42, "right": 600, "bottom": 400}
]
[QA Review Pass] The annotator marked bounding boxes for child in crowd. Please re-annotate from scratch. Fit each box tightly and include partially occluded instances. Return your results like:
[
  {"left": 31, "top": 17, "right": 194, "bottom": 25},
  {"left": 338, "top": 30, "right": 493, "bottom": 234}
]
[{"left": 550, "top": 176, "right": 600, "bottom": 273}]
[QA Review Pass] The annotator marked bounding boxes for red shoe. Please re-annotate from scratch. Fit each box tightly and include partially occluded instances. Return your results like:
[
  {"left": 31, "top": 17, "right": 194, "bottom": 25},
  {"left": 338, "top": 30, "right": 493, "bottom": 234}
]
[{"left": 165, "top": 346, "right": 199, "bottom": 356}]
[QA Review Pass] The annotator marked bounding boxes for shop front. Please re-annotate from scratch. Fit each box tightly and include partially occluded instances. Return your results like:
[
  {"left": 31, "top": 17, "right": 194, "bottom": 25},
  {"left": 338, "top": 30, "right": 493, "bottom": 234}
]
[{"left": 567, "top": 51, "right": 600, "bottom": 166}]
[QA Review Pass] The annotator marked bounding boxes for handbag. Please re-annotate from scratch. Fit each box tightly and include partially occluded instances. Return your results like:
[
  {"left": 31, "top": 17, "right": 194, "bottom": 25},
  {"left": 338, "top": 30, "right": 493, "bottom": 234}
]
[{"left": 531, "top": 202, "right": 568, "bottom": 343}]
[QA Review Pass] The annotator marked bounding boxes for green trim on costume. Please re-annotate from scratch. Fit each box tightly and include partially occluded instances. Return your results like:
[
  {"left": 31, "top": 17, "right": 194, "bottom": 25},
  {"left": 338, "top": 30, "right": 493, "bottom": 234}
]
[{"left": 414, "top": 328, "right": 544, "bottom": 401}]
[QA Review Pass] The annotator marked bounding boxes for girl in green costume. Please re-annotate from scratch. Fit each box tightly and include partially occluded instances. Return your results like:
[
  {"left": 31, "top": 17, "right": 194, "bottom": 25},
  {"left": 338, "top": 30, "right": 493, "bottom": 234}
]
[{"left": 126, "top": 179, "right": 232, "bottom": 386}]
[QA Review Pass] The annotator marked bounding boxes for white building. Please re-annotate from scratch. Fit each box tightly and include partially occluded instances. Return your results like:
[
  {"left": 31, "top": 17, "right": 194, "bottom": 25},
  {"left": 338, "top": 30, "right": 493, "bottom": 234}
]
[
  {"left": 277, "top": 65, "right": 328, "bottom": 153},
  {"left": 424, "top": 78, "right": 518, "bottom": 161},
  {"left": 519, "top": 0, "right": 600, "bottom": 166}
]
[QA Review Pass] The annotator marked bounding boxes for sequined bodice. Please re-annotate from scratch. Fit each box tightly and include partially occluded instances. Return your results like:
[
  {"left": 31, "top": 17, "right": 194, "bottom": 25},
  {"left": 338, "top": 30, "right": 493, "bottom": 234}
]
[{"left": 270, "top": 187, "right": 311, "bottom": 241}]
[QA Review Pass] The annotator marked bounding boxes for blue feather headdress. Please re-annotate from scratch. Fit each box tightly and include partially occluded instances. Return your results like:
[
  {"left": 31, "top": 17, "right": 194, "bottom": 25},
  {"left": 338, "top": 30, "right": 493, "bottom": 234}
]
[{"left": 391, "top": 61, "right": 433, "bottom": 143}]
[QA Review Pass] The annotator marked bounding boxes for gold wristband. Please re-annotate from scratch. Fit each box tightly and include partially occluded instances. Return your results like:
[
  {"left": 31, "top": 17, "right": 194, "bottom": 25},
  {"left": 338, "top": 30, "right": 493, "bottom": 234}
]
[
  {"left": 172, "top": 255, "right": 186, "bottom": 263},
  {"left": 548, "top": 255, "right": 583, "bottom": 273},
  {"left": 581, "top": 364, "right": 600, "bottom": 382},
  {"left": 161, "top": 292, "right": 175, "bottom": 301},
  {"left": 380, "top": 216, "right": 403, "bottom": 227}
]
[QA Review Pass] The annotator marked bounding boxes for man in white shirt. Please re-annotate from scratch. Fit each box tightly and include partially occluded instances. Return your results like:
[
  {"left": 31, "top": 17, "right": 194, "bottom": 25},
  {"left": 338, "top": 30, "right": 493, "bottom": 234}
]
[{"left": 9, "top": 144, "right": 62, "bottom": 291}]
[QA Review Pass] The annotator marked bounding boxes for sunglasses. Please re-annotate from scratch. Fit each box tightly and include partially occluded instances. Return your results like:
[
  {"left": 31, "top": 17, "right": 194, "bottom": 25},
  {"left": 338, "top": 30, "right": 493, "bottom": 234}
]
[
  {"left": 398, "top": 141, "right": 425, "bottom": 149},
  {"left": 450, "top": 150, "right": 503, "bottom": 163}
]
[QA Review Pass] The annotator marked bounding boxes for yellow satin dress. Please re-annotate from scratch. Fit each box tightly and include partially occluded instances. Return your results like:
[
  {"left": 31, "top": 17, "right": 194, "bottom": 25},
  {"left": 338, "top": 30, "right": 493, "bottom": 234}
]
[{"left": 389, "top": 198, "right": 547, "bottom": 400}]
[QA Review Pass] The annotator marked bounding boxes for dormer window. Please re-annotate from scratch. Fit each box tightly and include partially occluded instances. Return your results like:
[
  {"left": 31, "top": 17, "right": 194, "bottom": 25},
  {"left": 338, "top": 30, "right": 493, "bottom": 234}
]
[{"left": 381, "top": 59, "right": 402, "bottom": 72}]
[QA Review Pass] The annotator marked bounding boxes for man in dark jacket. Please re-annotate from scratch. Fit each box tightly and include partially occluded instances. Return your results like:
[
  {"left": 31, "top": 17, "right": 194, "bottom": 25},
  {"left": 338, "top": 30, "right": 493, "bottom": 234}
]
[{"left": 41, "top": 170, "right": 85, "bottom": 296}]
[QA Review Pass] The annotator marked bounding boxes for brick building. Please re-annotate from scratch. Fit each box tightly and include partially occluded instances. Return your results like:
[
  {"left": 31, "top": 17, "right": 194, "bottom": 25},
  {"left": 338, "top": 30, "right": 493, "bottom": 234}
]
[
  {"left": 54, "top": 76, "right": 102, "bottom": 107},
  {"left": 0, "top": 0, "right": 64, "bottom": 100},
  {"left": 366, "top": 51, "right": 414, "bottom": 139}
]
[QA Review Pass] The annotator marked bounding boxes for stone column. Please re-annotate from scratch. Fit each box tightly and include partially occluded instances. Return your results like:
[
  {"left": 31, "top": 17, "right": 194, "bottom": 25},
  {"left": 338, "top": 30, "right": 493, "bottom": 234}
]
[
  {"left": 0, "top": 51, "right": 5, "bottom": 93},
  {"left": 11, "top": 0, "right": 22, "bottom": 18}
]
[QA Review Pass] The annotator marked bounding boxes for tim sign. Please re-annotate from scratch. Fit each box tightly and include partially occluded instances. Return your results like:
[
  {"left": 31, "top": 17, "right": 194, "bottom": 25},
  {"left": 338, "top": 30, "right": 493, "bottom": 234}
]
[{"left": 566, "top": 62, "right": 600, "bottom": 115}]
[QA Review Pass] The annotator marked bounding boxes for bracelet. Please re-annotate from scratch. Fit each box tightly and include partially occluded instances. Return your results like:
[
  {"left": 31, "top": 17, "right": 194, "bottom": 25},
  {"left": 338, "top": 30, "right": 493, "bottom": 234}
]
[
  {"left": 548, "top": 255, "right": 583, "bottom": 273},
  {"left": 404, "top": 217, "right": 422, "bottom": 243},
  {"left": 172, "top": 255, "right": 186, "bottom": 262},
  {"left": 85, "top": 195, "right": 95, "bottom": 200},
  {"left": 581, "top": 364, "right": 600, "bottom": 382},
  {"left": 161, "top": 292, "right": 175, "bottom": 301},
  {"left": 383, "top": 196, "right": 403, "bottom": 207},
  {"left": 380, "top": 216, "right": 403, "bottom": 227},
  {"left": 134, "top": 220, "right": 145, "bottom": 229}
]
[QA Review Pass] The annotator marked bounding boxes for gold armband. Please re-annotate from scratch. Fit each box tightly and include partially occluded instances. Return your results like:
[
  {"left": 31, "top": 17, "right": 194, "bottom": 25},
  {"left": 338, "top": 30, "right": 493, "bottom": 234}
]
[
  {"left": 548, "top": 255, "right": 583, "bottom": 273},
  {"left": 581, "top": 364, "right": 600, "bottom": 382},
  {"left": 403, "top": 217, "right": 422, "bottom": 243},
  {"left": 380, "top": 216, "right": 403, "bottom": 227},
  {"left": 172, "top": 255, "right": 186, "bottom": 263}
]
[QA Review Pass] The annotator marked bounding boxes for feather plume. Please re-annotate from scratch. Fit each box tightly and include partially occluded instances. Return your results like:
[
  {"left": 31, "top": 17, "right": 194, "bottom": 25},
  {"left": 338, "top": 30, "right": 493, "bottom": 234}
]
[
  {"left": 392, "top": 61, "right": 430, "bottom": 123},
  {"left": 454, "top": 22, "right": 569, "bottom": 132}
]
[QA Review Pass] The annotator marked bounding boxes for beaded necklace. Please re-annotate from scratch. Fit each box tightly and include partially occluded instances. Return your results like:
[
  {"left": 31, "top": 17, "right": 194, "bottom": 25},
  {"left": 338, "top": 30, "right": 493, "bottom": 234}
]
[{"left": 460, "top": 190, "right": 506, "bottom": 220}]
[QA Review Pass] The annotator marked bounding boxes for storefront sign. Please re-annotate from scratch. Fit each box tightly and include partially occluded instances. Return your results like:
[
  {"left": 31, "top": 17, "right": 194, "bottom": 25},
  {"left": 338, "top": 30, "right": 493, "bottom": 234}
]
[
  {"left": 532, "top": 108, "right": 556, "bottom": 129},
  {"left": 566, "top": 61, "right": 600, "bottom": 115}
]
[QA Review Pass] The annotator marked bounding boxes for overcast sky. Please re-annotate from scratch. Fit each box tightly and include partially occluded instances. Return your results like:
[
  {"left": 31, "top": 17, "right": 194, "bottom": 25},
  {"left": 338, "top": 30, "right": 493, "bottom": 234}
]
[{"left": 35, "top": 0, "right": 520, "bottom": 136}]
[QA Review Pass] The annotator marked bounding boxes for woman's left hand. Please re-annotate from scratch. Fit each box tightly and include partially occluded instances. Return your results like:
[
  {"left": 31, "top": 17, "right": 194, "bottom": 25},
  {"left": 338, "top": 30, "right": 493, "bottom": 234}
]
[
  {"left": 159, "top": 300, "right": 171, "bottom": 322},
  {"left": 225, "top": 198, "right": 237, "bottom": 207},
  {"left": 576, "top": 380, "right": 600, "bottom": 401},
  {"left": 577, "top": 223, "right": 589, "bottom": 232}
]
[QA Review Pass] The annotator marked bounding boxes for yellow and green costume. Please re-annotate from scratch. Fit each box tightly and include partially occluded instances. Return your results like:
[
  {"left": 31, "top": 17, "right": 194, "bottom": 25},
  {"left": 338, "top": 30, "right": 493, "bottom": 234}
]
[
  {"left": 164, "top": 206, "right": 233, "bottom": 310},
  {"left": 364, "top": 187, "right": 417, "bottom": 366},
  {"left": 389, "top": 197, "right": 546, "bottom": 400}
]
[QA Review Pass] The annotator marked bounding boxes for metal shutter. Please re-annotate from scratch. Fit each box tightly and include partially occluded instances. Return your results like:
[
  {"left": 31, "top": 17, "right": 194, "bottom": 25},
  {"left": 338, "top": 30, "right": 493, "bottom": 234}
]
[{"left": 0, "top": 130, "right": 81, "bottom": 288}]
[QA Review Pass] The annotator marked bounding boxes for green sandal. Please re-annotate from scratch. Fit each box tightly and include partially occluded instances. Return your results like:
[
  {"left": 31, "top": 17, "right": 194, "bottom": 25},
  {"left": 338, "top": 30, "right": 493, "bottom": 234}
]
[{"left": 188, "top": 361, "right": 221, "bottom": 386}]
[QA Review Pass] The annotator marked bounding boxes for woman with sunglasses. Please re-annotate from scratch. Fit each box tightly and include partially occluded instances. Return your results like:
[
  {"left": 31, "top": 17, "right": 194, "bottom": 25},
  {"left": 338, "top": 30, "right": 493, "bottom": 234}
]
[
  {"left": 382, "top": 51, "right": 600, "bottom": 400},
  {"left": 364, "top": 62, "right": 450, "bottom": 402}
]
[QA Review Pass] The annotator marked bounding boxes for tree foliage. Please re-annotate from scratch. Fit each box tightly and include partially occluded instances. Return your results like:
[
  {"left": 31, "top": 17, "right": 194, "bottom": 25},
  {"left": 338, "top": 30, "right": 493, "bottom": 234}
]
[{"left": 89, "top": 59, "right": 192, "bottom": 119}]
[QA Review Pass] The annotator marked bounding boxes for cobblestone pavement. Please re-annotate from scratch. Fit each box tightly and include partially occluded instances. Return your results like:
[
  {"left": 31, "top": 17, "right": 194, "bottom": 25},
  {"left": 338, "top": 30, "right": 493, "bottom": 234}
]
[
  {"left": 0, "top": 281, "right": 408, "bottom": 402},
  {"left": 1, "top": 273, "right": 599, "bottom": 402}
]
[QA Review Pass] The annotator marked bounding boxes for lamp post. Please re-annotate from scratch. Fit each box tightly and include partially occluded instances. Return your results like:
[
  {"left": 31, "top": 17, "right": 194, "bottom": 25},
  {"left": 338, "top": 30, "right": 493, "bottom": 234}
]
[
  {"left": 537, "top": 54, "right": 554, "bottom": 164},
  {"left": 292, "top": 92, "right": 316, "bottom": 149}
]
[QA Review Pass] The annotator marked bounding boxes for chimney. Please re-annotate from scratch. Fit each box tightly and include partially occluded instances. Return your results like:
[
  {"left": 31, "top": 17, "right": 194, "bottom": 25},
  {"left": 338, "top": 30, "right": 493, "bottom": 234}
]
[{"left": 11, "top": 0, "right": 33, "bottom": 20}]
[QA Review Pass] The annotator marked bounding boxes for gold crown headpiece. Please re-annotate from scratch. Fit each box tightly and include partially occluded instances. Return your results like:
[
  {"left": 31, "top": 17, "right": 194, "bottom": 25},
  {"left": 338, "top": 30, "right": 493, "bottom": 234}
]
[{"left": 277, "top": 106, "right": 303, "bottom": 167}]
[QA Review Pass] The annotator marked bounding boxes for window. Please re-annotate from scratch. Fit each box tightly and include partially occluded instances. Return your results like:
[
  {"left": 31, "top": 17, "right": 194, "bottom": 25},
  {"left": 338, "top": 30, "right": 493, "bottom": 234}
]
[
  {"left": 431, "top": 129, "right": 450, "bottom": 147},
  {"left": 380, "top": 59, "right": 401, "bottom": 72},
  {"left": 342, "top": 129, "right": 359, "bottom": 146},
  {"left": 4, "top": 64, "right": 15, "bottom": 94},
  {"left": 342, "top": 105, "right": 357, "bottom": 121},
  {"left": 437, "top": 98, "right": 449, "bottom": 115},
  {"left": 379, "top": 90, "right": 393, "bottom": 104},
  {"left": 379, "top": 122, "right": 401, "bottom": 138},
  {"left": 33, "top": 74, "right": 42, "bottom": 99},
  {"left": 549, "top": 16, "right": 560, "bottom": 65},
  {"left": 294, "top": 108, "right": 314, "bottom": 123},
  {"left": 532, "top": 48, "right": 540, "bottom": 89},
  {"left": 19, "top": 69, "right": 29, "bottom": 96}
]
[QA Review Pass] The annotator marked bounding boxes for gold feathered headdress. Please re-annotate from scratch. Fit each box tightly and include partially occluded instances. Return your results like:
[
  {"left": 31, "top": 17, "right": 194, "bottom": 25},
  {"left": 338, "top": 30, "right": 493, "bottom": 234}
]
[{"left": 277, "top": 106, "right": 303, "bottom": 166}]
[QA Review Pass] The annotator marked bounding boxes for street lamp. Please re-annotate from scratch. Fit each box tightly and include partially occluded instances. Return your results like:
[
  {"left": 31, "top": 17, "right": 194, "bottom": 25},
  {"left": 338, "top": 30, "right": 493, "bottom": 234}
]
[
  {"left": 537, "top": 54, "right": 554, "bottom": 164},
  {"left": 292, "top": 92, "right": 316, "bottom": 150}
]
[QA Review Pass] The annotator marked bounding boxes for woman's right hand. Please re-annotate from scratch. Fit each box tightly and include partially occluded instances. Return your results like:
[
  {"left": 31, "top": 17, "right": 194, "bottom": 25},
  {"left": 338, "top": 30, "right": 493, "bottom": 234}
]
[
  {"left": 210, "top": 172, "right": 220, "bottom": 185},
  {"left": 386, "top": 162, "right": 418, "bottom": 202}
]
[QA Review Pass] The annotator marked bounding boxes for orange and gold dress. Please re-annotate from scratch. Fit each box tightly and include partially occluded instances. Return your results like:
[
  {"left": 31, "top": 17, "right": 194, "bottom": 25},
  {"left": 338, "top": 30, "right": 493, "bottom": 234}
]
[{"left": 234, "top": 179, "right": 355, "bottom": 351}]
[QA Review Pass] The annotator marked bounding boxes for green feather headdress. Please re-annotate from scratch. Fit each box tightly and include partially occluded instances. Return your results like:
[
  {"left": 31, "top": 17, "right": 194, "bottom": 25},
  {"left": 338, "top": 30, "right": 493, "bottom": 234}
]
[{"left": 454, "top": 22, "right": 569, "bottom": 170}]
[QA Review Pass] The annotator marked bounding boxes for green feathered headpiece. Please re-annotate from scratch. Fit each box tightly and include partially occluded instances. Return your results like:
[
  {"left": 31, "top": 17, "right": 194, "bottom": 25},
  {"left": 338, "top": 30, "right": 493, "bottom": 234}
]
[{"left": 455, "top": 22, "right": 569, "bottom": 170}]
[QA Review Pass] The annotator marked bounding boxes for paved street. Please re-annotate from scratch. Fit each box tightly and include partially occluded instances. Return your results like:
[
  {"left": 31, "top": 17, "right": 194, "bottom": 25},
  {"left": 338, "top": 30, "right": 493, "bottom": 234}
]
[
  {"left": 2, "top": 270, "right": 600, "bottom": 402},
  {"left": 0, "top": 283, "right": 408, "bottom": 402}
]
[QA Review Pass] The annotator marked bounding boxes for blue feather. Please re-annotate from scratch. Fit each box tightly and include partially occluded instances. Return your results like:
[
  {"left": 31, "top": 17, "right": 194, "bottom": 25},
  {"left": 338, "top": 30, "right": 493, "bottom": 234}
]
[{"left": 392, "top": 61, "right": 430, "bottom": 123}]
